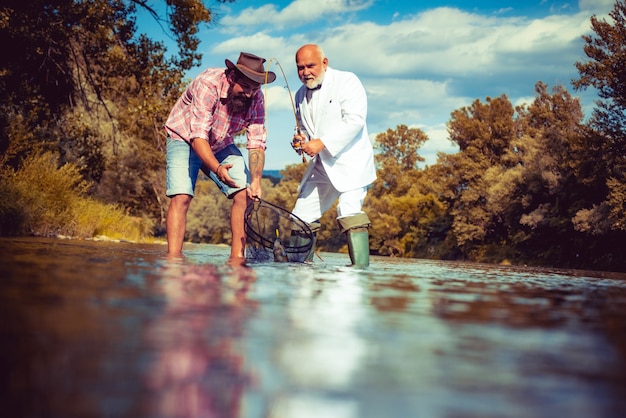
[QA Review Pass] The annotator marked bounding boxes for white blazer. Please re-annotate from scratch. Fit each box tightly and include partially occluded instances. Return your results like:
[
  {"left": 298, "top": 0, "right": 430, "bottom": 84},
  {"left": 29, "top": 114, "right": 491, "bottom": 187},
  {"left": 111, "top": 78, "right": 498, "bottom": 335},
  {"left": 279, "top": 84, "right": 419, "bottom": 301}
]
[{"left": 295, "top": 67, "right": 376, "bottom": 192}]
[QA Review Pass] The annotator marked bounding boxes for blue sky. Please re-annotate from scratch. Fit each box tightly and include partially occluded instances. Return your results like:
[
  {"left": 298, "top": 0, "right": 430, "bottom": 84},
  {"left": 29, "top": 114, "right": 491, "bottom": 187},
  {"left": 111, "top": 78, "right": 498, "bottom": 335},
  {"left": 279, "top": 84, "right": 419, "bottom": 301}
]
[{"left": 139, "top": 0, "right": 615, "bottom": 170}]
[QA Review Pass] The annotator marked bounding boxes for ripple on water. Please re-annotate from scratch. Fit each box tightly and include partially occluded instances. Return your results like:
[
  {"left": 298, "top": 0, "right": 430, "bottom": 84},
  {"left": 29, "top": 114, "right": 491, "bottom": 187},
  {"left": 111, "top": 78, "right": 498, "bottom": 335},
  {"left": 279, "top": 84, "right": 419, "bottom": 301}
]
[{"left": 1, "top": 238, "right": 625, "bottom": 418}]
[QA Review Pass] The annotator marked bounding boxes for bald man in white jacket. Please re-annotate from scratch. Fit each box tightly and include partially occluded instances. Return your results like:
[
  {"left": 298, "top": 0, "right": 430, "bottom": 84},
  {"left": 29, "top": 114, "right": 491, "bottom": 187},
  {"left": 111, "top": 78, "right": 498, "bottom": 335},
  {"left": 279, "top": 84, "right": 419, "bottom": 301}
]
[{"left": 290, "top": 44, "right": 376, "bottom": 267}]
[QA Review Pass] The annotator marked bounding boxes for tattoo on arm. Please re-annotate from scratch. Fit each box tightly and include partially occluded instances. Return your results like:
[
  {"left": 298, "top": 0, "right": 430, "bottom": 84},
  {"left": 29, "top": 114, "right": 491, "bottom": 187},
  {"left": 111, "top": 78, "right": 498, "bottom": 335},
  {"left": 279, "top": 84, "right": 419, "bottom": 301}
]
[{"left": 249, "top": 148, "right": 265, "bottom": 180}]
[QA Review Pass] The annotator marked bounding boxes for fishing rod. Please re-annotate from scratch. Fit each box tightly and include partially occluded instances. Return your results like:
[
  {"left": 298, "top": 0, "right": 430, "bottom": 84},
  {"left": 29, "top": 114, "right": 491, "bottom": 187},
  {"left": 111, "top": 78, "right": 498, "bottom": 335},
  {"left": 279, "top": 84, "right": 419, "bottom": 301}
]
[{"left": 265, "top": 58, "right": 306, "bottom": 163}]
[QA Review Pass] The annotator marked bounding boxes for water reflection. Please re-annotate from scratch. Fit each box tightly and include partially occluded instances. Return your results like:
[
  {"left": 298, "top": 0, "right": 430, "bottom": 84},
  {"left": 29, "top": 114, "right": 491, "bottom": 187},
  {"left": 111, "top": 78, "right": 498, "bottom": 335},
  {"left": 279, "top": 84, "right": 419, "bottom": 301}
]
[
  {"left": 269, "top": 270, "right": 365, "bottom": 418},
  {"left": 1, "top": 238, "right": 626, "bottom": 417},
  {"left": 144, "top": 261, "right": 257, "bottom": 418}
]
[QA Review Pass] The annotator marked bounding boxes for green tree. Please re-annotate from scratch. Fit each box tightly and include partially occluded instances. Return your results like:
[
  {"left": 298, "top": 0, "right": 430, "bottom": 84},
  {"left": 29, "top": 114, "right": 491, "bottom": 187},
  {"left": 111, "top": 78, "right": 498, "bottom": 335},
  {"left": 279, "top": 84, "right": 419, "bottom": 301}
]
[
  {"left": 449, "top": 95, "right": 518, "bottom": 166},
  {"left": 439, "top": 83, "right": 601, "bottom": 266},
  {"left": 186, "top": 180, "right": 232, "bottom": 244}
]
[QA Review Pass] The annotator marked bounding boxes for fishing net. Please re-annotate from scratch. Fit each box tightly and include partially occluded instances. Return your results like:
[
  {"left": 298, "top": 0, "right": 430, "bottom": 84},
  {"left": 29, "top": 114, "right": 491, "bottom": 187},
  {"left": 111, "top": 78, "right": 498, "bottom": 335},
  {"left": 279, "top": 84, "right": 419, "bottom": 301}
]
[{"left": 244, "top": 197, "right": 314, "bottom": 262}]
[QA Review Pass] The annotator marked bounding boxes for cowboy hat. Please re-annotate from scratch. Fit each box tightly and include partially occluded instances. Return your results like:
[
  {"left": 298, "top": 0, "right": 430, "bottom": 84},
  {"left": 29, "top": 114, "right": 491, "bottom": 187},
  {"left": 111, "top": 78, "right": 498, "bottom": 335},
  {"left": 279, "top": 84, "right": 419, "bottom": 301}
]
[{"left": 225, "top": 52, "right": 276, "bottom": 84}]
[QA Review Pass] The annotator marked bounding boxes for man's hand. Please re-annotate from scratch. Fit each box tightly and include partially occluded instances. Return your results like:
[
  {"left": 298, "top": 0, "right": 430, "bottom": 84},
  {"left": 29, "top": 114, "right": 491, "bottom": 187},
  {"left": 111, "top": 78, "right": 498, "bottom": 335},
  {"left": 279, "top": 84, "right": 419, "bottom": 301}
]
[
  {"left": 301, "top": 138, "right": 324, "bottom": 157},
  {"left": 201, "top": 163, "right": 239, "bottom": 187},
  {"left": 248, "top": 178, "right": 262, "bottom": 200},
  {"left": 216, "top": 163, "right": 239, "bottom": 187}
]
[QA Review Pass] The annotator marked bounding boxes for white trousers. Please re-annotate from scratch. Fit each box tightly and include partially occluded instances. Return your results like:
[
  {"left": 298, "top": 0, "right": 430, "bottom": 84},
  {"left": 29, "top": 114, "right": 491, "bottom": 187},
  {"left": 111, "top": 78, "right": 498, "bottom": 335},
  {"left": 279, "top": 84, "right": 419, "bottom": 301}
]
[{"left": 292, "top": 159, "right": 367, "bottom": 224}]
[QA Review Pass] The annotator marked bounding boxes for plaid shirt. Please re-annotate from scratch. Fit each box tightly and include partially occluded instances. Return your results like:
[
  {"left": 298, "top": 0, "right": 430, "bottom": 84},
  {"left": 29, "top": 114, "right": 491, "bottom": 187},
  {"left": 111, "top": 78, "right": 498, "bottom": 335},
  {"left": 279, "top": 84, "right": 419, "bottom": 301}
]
[{"left": 165, "top": 68, "right": 267, "bottom": 152}]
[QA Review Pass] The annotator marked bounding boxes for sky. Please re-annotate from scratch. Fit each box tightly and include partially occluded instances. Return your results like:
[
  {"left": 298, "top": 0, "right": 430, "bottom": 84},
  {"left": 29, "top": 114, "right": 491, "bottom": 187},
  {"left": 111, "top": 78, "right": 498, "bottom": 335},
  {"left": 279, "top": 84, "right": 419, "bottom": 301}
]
[{"left": 139, "top": 0, "right": 616, "bottom": 170}]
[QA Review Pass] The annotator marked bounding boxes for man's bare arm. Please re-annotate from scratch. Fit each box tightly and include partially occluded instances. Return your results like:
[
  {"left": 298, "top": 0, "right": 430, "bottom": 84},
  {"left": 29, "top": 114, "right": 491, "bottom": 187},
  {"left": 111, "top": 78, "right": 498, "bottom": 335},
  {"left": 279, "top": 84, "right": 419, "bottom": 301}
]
[{"left": 249, "top": 148, "right": 265, "bottom": 181}]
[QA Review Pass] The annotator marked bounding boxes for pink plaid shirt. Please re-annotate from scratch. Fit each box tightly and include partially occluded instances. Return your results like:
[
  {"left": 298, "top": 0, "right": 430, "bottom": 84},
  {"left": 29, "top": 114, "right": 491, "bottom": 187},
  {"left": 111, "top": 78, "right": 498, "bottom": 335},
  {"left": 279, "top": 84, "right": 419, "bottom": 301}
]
[{"left": 165, "top": 68, "right": 267, "bottom": 152}]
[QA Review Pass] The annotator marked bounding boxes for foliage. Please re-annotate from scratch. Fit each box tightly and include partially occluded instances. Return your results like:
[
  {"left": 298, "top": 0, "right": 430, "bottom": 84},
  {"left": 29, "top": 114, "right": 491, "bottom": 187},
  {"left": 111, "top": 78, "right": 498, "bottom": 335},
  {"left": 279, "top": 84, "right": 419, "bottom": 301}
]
[
  {"left": 445, "top": 95, "right": 518, "bottom": 249},
  {"left": 0, "top": 152, "right": 150, "bottom": 240},
  {"left": 365, "top": 125, "right": 448, "bottom": 257},
  {"left": 371, "top": 124, "right": 428, "bottom": 197},
  {"left": 573, "top": 0, "right": 626, "bottom": 233},
  {"left": 3, "top": 0, "right": 626, "bottom": 272},
  {"left": 0, "top": 0, "right": 223, "bottom": 227},
  {"left": 186, "top": 179, "right": 233, "bottom": 244},
  {"left": 273, "top": 163, "right": 345, "bottom": 252}
]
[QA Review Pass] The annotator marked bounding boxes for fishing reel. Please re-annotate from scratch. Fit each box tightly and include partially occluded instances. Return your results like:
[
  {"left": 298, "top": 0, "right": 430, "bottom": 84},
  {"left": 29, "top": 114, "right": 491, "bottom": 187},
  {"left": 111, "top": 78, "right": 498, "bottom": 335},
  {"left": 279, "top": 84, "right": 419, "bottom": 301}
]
[{"left": 292, "top": 129, "right": 309, "bottom": 161}]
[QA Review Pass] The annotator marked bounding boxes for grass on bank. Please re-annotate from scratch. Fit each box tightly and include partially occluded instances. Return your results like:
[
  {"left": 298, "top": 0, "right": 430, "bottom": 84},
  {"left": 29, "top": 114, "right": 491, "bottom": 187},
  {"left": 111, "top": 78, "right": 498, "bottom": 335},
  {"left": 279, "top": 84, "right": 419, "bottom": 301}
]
[{"left": 0, "top": 152, "right": 152, "bottom": 241}]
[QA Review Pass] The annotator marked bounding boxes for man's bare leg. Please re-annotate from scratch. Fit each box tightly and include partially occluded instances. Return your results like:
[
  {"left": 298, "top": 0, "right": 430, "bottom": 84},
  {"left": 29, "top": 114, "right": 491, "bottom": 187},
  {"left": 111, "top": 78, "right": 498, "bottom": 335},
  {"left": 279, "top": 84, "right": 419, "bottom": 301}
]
[
  {"left": 166, "top": 194, "right": 192, "bottom": 257},
  {"left": 229, "top": 190, "right": 248, "bottom": 263}
]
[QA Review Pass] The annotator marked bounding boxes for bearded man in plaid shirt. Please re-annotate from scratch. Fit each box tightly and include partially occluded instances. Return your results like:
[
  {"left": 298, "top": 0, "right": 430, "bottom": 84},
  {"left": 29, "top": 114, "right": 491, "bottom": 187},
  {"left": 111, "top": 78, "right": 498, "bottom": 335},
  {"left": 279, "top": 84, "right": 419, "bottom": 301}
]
[{"left": 164, "top": 52, "right": 276, "bottom": 265}]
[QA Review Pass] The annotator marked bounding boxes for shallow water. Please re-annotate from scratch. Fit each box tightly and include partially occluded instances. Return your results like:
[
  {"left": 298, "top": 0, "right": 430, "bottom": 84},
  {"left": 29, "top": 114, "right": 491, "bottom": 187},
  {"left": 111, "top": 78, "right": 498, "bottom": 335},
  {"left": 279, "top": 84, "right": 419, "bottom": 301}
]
[{"left": 1, "top": 237, "right": 625, "bottom": 418}]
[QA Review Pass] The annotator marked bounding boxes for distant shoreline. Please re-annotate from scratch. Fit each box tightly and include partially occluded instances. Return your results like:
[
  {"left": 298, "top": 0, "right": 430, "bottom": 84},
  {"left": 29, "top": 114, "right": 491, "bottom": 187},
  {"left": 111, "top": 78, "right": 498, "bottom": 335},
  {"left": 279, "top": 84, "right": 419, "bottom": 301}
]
[
  {"left": 263, "top": 170, "right": 282, "bottom": 185},
  {"left": 263, "top": 169, "right": 282, "bottom": 178}
]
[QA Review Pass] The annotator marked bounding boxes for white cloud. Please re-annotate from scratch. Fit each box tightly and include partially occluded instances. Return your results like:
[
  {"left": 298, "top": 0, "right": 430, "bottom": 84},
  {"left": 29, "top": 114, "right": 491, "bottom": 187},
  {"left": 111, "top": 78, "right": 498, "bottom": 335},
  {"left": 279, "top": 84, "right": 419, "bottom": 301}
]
[
  {"left": 218, "top": 4, "right": 279, "bottom": 30},
  {"left": 513, "top": 96, "right": 536, "bottom": 109},
  {"left": 312, "top": 7, "right": 591, "bottom": 82},
  {"left": 215, "top": 4, "right": 596, "bottom": 84},
  {"left": 363, "top": 77, "right": 469, "bottom": 131},
  {"left": 219, "top": 0, "right": 373, "bottom": 31},
  {"left": 263, "top": 84, "right": 295, "bottom": 113},
  {"left": 211, "top": 32, "right": 283, "bottom": 56},
  {"left": 419, "top": 124, "right": 459, "bottom": 166},
  {"left": 195, "top": 2, "right": 606, "bottom": 169}
]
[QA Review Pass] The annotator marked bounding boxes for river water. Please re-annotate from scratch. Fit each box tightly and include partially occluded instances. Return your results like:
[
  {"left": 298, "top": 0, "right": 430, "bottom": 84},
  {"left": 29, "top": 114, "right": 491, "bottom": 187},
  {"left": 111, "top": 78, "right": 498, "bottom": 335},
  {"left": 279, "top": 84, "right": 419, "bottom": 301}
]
[{"left": 1, "top": 237, "right": 625, "bottom": 418}]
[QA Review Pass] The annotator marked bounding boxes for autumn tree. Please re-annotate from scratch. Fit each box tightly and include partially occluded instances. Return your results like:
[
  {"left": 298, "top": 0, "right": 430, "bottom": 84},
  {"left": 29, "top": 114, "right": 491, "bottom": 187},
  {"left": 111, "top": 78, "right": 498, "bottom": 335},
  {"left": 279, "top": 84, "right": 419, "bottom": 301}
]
[
  {"left": 509, "top": 82, "right": 589, "bottom": 266},
  {"left": 573, "top": 0, "right": 626, "bottom": 234},
  {"left": 370, "top": 124, "right": 427, "bottom": 198},
  {"left": 443, "top": 95, "right": 521, "bottom": 260},
  {"left": 0, "top": 0, "right": 231, "bottom": 230},
  {"left": 365, "top": 124, "right": 448, "bottom": 257}
]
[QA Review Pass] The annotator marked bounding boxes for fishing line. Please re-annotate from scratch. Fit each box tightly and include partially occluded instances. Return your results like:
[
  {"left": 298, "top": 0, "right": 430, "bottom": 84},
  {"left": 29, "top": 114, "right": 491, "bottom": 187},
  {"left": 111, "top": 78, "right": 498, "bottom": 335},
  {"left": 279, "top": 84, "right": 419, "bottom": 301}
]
[
  {"left": 245, "top": 62, "right": 312, "bottom": 263},
  {"left": 264, "top": 58, "right": 307, "bottom": 163}
]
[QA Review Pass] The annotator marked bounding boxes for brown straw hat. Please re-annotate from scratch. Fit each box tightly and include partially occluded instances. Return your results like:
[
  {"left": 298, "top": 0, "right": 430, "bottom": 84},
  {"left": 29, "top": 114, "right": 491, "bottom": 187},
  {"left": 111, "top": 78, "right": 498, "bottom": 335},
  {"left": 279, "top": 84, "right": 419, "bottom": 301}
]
[{"left": 225, "top": 52, "right": 276, "bottom": 84}]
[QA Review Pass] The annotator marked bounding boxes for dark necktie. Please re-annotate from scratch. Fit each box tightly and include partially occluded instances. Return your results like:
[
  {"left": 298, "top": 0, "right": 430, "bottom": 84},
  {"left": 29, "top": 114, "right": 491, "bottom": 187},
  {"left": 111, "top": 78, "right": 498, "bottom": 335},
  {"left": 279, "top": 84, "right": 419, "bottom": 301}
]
[{"left": 306, "top": 84, "right": 321, "bottom": 102}]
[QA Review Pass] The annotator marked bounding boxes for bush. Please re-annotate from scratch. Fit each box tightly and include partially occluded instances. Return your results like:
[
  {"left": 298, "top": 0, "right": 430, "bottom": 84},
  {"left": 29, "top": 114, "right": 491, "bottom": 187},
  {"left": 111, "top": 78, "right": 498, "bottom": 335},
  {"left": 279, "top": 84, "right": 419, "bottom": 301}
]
[
  {"left": 0, "top": 178, "right": 24, "bottom": 236},
  {"left": 0, "top": 151, "right": 151, "bottom": 241}
]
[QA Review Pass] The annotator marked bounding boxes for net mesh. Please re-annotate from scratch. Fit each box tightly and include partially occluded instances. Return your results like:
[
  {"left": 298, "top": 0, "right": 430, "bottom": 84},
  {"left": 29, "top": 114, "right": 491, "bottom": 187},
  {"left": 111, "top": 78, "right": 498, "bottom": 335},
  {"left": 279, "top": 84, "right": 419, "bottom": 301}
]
[{"left": 244, "top": 198, "right": 314, "bottom": 262}]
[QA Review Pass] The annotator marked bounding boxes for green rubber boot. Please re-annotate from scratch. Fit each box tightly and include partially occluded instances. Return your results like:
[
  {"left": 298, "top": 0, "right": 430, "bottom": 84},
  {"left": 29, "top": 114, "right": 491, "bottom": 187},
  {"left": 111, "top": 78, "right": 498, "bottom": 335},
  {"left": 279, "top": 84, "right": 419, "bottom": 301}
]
[
  {"left": 338, "top": 213, "right": 371, "bottom": 268},
  {"left": 347, "top": 227, "right": 370, "bottom": 268}
]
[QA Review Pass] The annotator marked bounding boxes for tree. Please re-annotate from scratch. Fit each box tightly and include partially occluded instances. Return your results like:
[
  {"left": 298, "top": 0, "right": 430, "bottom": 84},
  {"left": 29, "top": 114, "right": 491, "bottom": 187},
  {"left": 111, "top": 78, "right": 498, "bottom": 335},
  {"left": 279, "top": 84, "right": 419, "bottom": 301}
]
[
  {"left": 439, "top": 86, "right": 586, "bottom": 264},
  {"left": 573, "top": 0, "right": 626, "bottom": 233},
  {"left": 366, "top": 125, "right": 450, "bottom": 257},
  {"left": 0, "top": 0, "right": 231, "bottom": 227},
  {"left": 445, "top": 95, "right": 520, "bottom": 253},
  {"left": 448, "top": 95, "right": 518, "bottom": 167},
  {"left": 371, "top": 124, "right": 428, "bottom": 197},
  {"left": 510, "top": 83, "right": 591, "bottom": 266}
]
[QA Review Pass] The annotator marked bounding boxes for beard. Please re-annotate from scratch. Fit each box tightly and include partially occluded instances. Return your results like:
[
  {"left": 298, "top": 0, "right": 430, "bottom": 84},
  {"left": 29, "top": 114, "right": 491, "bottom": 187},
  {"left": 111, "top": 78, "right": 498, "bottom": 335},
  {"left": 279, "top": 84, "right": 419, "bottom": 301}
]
[
  {"left": 303, "top": 69, "right": 326, "bottom": 89},
  {"left": 225, "top": 85, "right": 252, "bottom": 116}
]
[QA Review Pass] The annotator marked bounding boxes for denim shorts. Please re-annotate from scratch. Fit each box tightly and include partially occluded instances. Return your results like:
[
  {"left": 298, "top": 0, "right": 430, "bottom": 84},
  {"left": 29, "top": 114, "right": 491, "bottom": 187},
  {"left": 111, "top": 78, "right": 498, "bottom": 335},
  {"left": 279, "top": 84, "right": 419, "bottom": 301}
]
[{"left": 166, "top": 138, "right": 249, "bottom": 198}]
